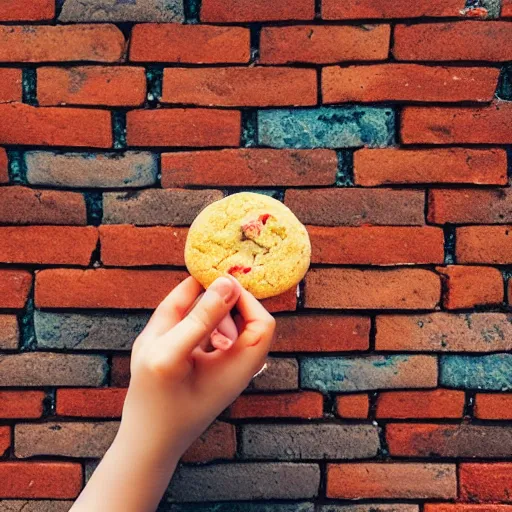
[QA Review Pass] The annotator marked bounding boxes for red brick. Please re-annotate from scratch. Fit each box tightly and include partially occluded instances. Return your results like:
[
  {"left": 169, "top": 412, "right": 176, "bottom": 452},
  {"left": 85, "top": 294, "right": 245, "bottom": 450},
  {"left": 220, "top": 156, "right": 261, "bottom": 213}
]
[
  {"left": 126, "top": 109, "right": 240, "bottom": 147},
  {"left": 130, "top": 24, "right": 249, "bottom": 63},
  {"left": 429, "top": 188, "right": 512, "bottom": 224},
  {"left": 309, "top": 226, "right": 444, "bottom": 265},
  {"left": 162, "top": 149, "right": 336, "bottom": 188},
  {"left": 376, "top": 390, "right": 464, "bottom": 419},
  {"left": 0, "top": 24, "right": 124, "bottom": 63},
  {"left": 38, "top": 66, "right": 146, "bottom": 107},
  {"left": 0, "top": 69, "right": 22, "bottom": 103},
  {"left": 229, "top": 392, "right": 323, "bottom": 419},
  {"left": 56, "top": 388, "right": 127, "bottom": 418},
  {"left": 458, "top": 226, "right": 512, "bottom": 264},
  {"left": 0, "top": 427, "right": 10, "bottom": 456},
  {"left": 0, "top": 148, "right": 7, "bottom": 183},
  {"left": 354, "top": 148, "right": 508, "bottom": 186},
  {"left": 475, "top": 394, "right": 512, "bottom": 420},
  {"left": 100, "top": 225, "right": 187, "bottom": 266},
  {"left": 0, "top": 0, "right": 54, "bottom": 20},
  {"left": 0, "top": 315, "right": 18, "bottom": 349},
  {"left": 285, "top": 188, "right": 425, "bottom": 226},
  {"left": 503, "top": 0, "right": 512, "bottom": 16},
  {"left": 35, "top": 269, "right": 188, "bottom": 309},
  {"left": 426, "top": 506, "right": 512, "bottom": 512},
  {"left": 394, "top": 22, "right": 512, "bottom": 61},
  {"left": 305, "top": 268, "right": 440, "bottom": 309},
  {"left": 260, "top": 25, "right": 390, "bottom": 64},
  {"left": 403, "top": 102, "right": 512, "bottom": 145},
  {"left": 111, "top": 355, "right": 130, "bottom": 387},
  {"left": 0, "top": 186, "right": 86, "bottom": 225},
  {"left": 0, "top": 270, "right": 32, "bottom": 309},
  {"left": 162, "top": 67, "right": 316, "bottom": 107},
  {"left": 0, "top": 462, "right": 82, "bottom": 498},
  {"left": 323, "top": 0, "right": 465, "bottom": 19},
  {"left": 260, "top": 288, "right": 297, "bottom": 313},
  {"left": 323, "top": 65, "right": 498, "bottom": 103},
  {"left": 182, "top": 422, "right": 236, "bottom": 463},
  {"left": 0, "top": 103, "right": 112, "bottom": 147},
  {"left": 437, "top": 265, "right": 504, "bottom": 309},
  {"left": 0, "top": 226, "right": 97, "bottom": 265},
  {"left": 201, "top": 0, "right": 314, "bottom": 21},
  {"left": 335, "top": 394, "right": 369, "bottom": 419},
  {"left": 0, "top": 391, "right": 44, "bottom": 419},
  {"left": 327, "top": 463, "right": 456, "bottom": 499},
  {"left": 460, "top": 463, "right": 512, "bottom": 502},
  {"left": 273, "top": 315, "right": 369, "bottom": 352}
]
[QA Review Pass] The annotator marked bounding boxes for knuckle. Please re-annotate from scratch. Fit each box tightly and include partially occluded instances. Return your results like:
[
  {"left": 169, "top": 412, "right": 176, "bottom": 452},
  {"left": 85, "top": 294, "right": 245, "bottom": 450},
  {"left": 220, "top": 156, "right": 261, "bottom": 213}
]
[{"left": 187, "top": 309, "right": 210, "bottom": 334}]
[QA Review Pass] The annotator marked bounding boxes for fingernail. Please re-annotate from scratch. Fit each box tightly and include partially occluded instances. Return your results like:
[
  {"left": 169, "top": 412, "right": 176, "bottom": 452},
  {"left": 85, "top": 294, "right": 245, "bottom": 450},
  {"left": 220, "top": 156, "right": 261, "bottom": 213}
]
[
  {"left": 210, "top": 277, "right": 236, "bottom": 303},
  {"left": 211, "top": 331, "right": 234, "bottom": 351}
]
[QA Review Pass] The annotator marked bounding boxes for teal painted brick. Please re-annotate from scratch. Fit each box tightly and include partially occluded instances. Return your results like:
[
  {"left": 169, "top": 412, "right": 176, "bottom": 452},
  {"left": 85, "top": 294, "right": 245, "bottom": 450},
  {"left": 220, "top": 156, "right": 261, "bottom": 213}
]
[
  {"left": 161, "top": 503, "right": 314, "bottom": 512},
  {"left": 258, "top": 107, "right": 395, "bottom": 149},
  {"left": 440, "top": 354, "right": 512, "bottom": 390}
]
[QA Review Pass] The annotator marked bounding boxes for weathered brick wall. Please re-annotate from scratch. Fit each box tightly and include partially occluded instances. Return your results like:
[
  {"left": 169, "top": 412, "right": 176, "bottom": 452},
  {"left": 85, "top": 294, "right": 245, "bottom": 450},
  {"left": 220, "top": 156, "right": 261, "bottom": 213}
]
[{"left": 0, "top": 0, "right": 511, "bottom": 510}]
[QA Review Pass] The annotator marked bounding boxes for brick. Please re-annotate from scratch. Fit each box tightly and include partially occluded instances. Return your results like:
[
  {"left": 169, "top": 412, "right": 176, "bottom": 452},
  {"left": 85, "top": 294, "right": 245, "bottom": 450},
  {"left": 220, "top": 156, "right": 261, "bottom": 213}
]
[
  {"left": 0, "top": 426, "right": 9, "bottom": 456},
  {"left": 0, "top": 68, "right": 22, "bottom": 102},
  {"left": 273, "top": 315, "right": 370, "bottom": 352},
  {"left": 161, "top": 149, "right": 337, "bottom": 188},
  {"left": 0, "top": 0, "right": 54, "bottom": 20},
  {"left": 309, "top": 226, "right": 443, "bottom": 265},
  {"left": 249, "top": 358, "right": 298, "bottom": 391},
  {"left": 100, "top": 225, "right": 187, "bottom": 266},
  {"left": 0, "top": 227, "right": 97, "bottom": 265},
  {"left": 0, "top": 315, "right": 19, "bottom": 349},
  {"left": 0, "top": 391, "right": 44, "bottom": 419},
  {"left": 0, "top": 353, "right": 107, "bottom": 386},
  {"left": 260, "top": 25, "right": 390, "bottom": 64},
  {"left": 168, "top": 463, "right": 320, "bottom": 501},
  {"left": 437, "top": 265, "right": 504, "bottom": 309},
  {"left": 56, "top": 388, "right": 127, "bottom": 417},
  {"left": 458, "top": 226, "right": 512, "bottom": 264},
  {"left": 0, "top": 463, "right": 81, "bottom": 499},
  {"left": 388, "top": 424, "right": 512, "bottom": 458},
  {"left": 317, "top": 507, "right": 419, "bottom": 512},
  {"left": 164, "top": 504, "right": 316, "bottom": 512},
  {"left": 441, "top": 354, "right": 512, "bottom": 390},
  {"left": 162, "top": 67, "right": 316, "bottom": 107},
  {"left": 241, "top": 424, "right": 379, "bottom": 460},
  {"left": 111, "top": 355, "right": 130, "bottom": 387},
  {"left": 460, "top": 463, "right": 512, "bottom": 502},
  {"left": 127, "top": 109, "right": 240, "bottom": 147},
  {"left": 201, "top": 0, "right": 314, "bottom": 21},
  {"left": 130, "top": 24, "right": 249, "bottom": 63},
  {"left": 261, "top": 288, "right": 297, "bottom": 313},
  {"left": 323, "top": 65, "right": 498, "bottom": 103},
  {"left": 301, "top": 355, "right": 438, "bottom": 392},
  {"left": 429, "top": 188, "right": 512, "bottom": 224},
  {"left": 0, "top": 104, "right": 112, "bottom": 147},
  {"left": 35, "top": 311, "right": 148, "bottom": 350},
  {"left": 425, "top": 506, "right": 512, "bottom": 512},
  {"left": 394, "top": 22, "right": 512, "bottom": 61},
  {"left": 475, "top": 394, "right": 512, "bottom": 420},
  {"left": 25, "top": 151, "right": 158, "bottom": 188},
  {"left": 182, "top": 422, "right": 236, "bottom": 463},
  {"left": 323, "top": 0, "right": 466, "bottom": 19},
  {"left": 504, "top": 0, "right": 512, "bottom": 16},
  {"left": 327, "top": 463, "right": 456, "bottom": 499},
  {"left": 0, "top": 186, "right": 86, "bottom": 225},
  {"left": 35, "top": 269, "right": 187, "bottom": 309},
  {"left": 0, "top": 148, "right": 7, "bottom": 183},
  {"left": 0, "top": 502, "right": 73, "bottom": 512},
  {"left": 285, "top": 189, "right": 424, "bottom": 226},
  {"left": 402, "top": 102, "right": 512, "bottom": 144},
  {"left": 59, "top": 0, "right": 184, "bottom": 22},
  {"left": 305, "top": 268, "right": 440, "bottom": 309},
  {"left": 377, "top": 390, "right": 464, "bottom": 419},
  {"left": 335, "top": 394, "right": 369, "bottom": 419},
  {"left": 0, "top": 270, "right": 32, "bottom": 309},
  {"left": 103, "top": 189, "right": 223, "bottom": 226},
  {"left": 376, "top": 313, "right": 512, "bottom": 352},
  {"left": 354, "top": 148, "right": 508, "bottom": 186},
  {"left": 0, "top": 24, "right": 124, "bottom": 63},
  {"left": 38, "top": 66, "right": 146, "bottom": 107},
  {"left": 229, "top": 392, "right": 323, "bottom": 419}
]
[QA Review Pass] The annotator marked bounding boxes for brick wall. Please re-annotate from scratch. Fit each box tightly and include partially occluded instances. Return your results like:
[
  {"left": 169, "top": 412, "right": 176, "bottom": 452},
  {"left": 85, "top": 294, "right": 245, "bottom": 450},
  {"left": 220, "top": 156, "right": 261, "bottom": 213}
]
[{"left": 0, "top": 0, "right": 511, "bottom": 510}]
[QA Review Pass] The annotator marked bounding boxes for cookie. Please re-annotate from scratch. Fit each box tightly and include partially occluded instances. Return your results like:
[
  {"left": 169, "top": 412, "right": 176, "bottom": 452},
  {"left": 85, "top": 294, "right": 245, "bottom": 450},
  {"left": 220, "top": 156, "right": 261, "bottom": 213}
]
[{"left": 185, "top": 192, "right": 311, "bottom": 299}]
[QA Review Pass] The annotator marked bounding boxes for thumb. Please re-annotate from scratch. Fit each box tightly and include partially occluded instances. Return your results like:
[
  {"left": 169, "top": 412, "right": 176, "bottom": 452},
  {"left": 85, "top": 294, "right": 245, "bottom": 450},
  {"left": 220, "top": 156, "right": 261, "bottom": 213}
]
[{"left": 163, "top": 276, "right": 241, "bottom": 360}]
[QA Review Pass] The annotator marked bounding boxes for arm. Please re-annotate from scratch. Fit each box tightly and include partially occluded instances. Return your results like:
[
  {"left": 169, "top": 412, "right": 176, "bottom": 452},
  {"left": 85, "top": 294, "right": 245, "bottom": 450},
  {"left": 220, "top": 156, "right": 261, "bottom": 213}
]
[{"left": 70, "top": 275, "right": 275, "bottom": 512}]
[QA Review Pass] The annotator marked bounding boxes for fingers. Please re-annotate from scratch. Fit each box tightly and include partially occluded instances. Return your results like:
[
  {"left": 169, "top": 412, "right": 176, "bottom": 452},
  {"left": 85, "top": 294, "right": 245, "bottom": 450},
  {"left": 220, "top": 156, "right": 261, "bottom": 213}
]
[{"left": 212, "top": 313, "right": 239, "bottom": 350}]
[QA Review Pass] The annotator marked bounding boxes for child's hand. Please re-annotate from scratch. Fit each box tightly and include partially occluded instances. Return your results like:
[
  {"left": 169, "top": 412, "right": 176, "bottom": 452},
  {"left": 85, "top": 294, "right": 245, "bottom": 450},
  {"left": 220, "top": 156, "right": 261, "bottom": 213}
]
[{"left": 117, "top": 275, "right": 275, "bottom": 465}]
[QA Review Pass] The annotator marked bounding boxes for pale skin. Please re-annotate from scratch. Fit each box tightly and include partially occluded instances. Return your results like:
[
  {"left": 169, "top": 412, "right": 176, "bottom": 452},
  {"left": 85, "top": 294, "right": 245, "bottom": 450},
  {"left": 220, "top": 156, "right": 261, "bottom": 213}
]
[{"left": 70, "top": 275, "right": 275, "bottom": 512}]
